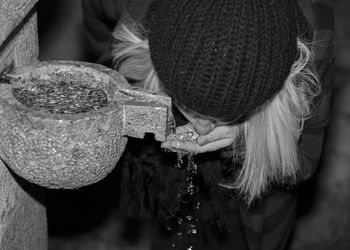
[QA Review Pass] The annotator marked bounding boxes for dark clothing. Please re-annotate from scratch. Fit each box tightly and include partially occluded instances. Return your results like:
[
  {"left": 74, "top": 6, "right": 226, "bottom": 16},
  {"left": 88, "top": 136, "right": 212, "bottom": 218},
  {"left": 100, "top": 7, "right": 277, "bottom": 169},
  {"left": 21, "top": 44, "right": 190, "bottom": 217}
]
[{"left": 82, "top": 0, "right": 335, "bottom": 249}]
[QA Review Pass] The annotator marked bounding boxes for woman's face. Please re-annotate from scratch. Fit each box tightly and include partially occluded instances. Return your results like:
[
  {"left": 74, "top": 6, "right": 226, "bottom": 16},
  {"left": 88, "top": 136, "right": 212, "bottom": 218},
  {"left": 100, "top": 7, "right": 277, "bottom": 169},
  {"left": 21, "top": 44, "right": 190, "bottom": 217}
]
[{"left": 176, "top": 104, "right": 230, "bottom": 136}]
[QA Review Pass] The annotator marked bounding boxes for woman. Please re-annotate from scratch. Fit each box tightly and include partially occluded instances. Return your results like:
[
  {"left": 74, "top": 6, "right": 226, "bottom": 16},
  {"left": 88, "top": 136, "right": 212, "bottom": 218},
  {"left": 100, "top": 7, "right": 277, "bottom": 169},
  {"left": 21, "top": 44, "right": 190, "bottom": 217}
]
[{"left": 82, "top": 0, "right": 334, "bottom": 249}]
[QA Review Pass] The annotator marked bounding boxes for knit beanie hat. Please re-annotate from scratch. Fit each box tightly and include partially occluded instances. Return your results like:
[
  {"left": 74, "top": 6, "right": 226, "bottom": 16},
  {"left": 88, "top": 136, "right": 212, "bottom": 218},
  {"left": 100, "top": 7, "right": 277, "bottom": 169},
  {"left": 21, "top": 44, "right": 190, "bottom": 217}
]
[{"left": 146, "top": 0, "right": 302, "bottom": 123}]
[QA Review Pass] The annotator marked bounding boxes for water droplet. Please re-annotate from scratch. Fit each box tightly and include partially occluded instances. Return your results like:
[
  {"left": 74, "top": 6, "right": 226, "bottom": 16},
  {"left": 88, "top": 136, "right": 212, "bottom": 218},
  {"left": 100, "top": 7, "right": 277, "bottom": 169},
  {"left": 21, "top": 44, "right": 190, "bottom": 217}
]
[
  {"left": 186, "top": 227, "right": 197, "bottom": 234},
  {"left": 164, "top": 129, "right": 202, "bottom": 250}
]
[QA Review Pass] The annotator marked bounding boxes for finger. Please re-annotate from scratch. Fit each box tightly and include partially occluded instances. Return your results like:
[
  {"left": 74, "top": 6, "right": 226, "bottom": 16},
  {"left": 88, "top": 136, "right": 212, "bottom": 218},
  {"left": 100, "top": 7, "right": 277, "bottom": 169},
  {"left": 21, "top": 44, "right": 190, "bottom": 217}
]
[
  {"left": 160, "top": 140, "right": 172, "bottom": 149},
  {"left": 161, "top": 139, "right": 194, "bottom": 151},
  {"left": 174, "top": 140, "right": 201, "bottom": 154},
  {"left": 161, "top": 140, "right": 201, "bottom": 154},
  {"left": 162, "top": 138, "right": 234, "bottom": 154},
  {"left": 175, "top": 123, "right": 195, "bottom": 134},
  {"left": 196, "top": 138, "right": 234, "bottom": 153},
  {"left": 197, "top": 126, "right": 235, "bottom": 145}
]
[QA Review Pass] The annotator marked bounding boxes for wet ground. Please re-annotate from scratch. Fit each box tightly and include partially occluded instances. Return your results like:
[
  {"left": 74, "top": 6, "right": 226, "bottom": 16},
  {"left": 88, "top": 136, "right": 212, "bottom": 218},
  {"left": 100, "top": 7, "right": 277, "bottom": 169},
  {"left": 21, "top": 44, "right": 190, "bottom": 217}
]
[{"left": 38, "top": 1, "right": 350, "bottom": 249}]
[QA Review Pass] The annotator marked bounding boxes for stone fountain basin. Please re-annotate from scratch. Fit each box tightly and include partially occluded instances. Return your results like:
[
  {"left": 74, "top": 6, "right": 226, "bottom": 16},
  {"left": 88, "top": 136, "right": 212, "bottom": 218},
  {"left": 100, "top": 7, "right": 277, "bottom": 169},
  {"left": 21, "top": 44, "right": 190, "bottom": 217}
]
[{"left": 0, "top": 61, "right": 171, "bottom": 189}]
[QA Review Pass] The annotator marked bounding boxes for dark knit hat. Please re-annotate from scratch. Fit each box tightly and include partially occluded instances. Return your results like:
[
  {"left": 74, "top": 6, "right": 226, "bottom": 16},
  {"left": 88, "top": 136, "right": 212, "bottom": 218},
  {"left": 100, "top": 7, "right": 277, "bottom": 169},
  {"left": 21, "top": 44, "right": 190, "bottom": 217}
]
[{"left": 146, "top": 0, "right": 301, "bottom": 123}]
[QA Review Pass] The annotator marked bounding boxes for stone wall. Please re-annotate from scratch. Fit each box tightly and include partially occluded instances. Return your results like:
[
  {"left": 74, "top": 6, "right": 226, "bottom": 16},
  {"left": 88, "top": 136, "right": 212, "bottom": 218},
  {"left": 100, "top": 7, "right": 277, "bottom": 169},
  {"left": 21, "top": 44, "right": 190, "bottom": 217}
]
[{"left": 0, "top": 0, "right": 47, "bottom": 249}]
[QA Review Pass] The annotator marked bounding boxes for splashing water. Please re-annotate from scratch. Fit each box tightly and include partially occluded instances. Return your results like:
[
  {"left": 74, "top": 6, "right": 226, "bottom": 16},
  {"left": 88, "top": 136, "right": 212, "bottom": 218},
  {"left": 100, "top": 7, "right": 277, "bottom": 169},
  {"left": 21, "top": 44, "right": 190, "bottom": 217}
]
[{"left": 165, "top": 118, "right": 201, "bottom": 250}]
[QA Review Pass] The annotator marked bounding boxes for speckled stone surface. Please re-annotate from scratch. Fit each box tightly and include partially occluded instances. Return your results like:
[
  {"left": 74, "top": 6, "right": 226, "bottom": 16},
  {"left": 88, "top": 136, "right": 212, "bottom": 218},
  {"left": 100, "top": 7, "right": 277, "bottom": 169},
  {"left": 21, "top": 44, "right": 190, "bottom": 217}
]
[
  {"left": 0, "top": 12, "right": 38, "bottom": 70},
  {"left": 0, "top": 61, "right": 171, "bottom": 189},
  {"left": 14, "top": 12, "right": 39, "bottom": 65},
  {"left": 0, "top": 3, "right": 47, "bottom": 250},
  {"left": 0, "top": 161, "right": 48, "bottom": 250},
  {"left": 0, "top": 0, "right": 38, "bottom": 45},
  {"left": 0, "top": 168, "right": 48, "bottom": 249}
]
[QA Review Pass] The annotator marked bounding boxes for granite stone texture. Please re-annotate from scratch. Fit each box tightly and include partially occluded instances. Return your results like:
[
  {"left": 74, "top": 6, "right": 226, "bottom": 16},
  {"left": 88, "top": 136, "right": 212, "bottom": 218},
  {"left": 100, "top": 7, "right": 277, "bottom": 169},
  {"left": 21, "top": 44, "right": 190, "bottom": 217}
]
[
  {"left": 14, "top": 13, "right": 39, "bottom": 66},
  {"left": 0, "top": 0, "right": 38, "bottom": 45},
  {"left": 0, "top": 1, "right": 47, "bottom": 249},
  {"left": 0, "top": 61, "right": 171, "bottom": 189},
  {"left": 0, "top": 13, "right": 38, "bottom": 73},
  {"left": 0, "top": 168, "right": 47, "bottom": 250},
  {"left": 0, "top": 162, "right": 21, "bottom": 237}
]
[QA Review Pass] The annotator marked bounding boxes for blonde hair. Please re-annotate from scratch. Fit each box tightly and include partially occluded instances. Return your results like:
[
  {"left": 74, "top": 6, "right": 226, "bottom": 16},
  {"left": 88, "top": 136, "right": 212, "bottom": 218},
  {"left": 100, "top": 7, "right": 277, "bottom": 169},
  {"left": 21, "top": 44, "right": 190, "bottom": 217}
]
[{"left": 111, "top": 23, "right": 320, "bottom": 205}]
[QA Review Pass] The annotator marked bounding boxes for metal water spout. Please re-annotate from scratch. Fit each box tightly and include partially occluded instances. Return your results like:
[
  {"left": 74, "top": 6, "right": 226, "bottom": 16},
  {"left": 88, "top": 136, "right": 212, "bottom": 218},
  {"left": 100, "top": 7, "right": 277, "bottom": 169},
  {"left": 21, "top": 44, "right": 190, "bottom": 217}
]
[{"left": 0, "top": 61, "right": 171, "bottom": 189}]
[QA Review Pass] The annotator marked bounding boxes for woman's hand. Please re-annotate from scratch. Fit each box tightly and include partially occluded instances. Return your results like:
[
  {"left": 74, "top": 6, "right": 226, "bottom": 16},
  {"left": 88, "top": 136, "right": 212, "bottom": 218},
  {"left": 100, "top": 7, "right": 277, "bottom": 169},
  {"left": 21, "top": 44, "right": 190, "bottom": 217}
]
[{"left": 161, "top": 123, "right": 237, "bottom": 154}]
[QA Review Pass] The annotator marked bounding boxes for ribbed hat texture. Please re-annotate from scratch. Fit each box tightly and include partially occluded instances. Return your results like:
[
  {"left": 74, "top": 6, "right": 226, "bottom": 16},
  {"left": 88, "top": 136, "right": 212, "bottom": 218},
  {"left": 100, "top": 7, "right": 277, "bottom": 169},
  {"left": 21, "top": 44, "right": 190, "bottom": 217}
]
[{"left": 146, "top": 0, "right": 300, "bottom": 123}]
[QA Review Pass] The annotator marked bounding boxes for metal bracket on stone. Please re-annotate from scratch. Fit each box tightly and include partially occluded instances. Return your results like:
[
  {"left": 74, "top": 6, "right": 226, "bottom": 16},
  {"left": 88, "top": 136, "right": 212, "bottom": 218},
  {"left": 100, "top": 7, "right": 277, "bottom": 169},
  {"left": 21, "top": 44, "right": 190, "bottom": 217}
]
[{"left": 0, "top": 60, "right": 15, "bottom": 84}]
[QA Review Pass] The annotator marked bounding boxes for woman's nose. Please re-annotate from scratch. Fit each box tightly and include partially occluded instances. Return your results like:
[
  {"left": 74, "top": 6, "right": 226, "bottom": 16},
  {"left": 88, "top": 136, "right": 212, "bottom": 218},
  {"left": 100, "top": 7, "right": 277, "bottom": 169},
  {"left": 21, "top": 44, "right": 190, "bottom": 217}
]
[{"left": 193, "top": 118, "right": 215, "bottom": 135}]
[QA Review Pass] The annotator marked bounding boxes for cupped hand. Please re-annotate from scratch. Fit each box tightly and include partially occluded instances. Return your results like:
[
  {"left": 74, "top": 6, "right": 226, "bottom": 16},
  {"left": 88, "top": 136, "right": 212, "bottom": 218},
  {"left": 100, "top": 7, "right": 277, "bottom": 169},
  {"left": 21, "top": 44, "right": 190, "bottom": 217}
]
[{"left": 161, "top": 123, "right": 237, "bottom": 154}]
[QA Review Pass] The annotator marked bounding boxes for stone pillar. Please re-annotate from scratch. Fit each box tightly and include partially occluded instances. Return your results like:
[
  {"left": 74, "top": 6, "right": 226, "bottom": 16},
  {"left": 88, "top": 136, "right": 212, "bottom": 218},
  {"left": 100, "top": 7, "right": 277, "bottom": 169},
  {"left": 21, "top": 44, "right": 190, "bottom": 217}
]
[{"left": 0, "top": 0, "right": 47, "bottom": 249}]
